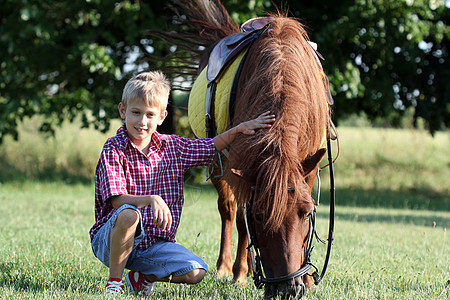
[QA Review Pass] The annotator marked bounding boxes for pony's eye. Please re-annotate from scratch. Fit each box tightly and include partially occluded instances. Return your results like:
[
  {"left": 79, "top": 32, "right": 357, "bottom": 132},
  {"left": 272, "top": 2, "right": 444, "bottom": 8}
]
[{"left": 254, "top": 213, "right": 264, "bottom": 223}]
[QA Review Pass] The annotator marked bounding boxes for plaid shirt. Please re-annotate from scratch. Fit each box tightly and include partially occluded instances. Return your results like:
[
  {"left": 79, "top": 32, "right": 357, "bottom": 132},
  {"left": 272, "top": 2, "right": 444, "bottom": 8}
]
[{"left": 89, "top": 123, "right": 215, "bottom": 249}]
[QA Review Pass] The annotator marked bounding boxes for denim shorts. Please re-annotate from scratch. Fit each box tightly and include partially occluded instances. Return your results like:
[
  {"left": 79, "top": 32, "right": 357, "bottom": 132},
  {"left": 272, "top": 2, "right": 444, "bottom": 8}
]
[{"left": 91, "top": 204, "right": 207, "bottom": 279}]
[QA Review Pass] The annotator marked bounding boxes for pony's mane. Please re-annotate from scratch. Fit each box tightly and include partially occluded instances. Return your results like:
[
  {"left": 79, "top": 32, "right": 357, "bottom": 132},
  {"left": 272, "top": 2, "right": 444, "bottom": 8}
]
[
  {"left": 148, "top": 0, "right": 329, "bottom": 231},
  {"left": 146, "top": 0, "right": 240, "bottom": 86},
  {"left": 223, "top": 15, "right": 328, "bottom": 229},
  {"left": 227, "top": 16, "right": 329, "bottom": 231}
]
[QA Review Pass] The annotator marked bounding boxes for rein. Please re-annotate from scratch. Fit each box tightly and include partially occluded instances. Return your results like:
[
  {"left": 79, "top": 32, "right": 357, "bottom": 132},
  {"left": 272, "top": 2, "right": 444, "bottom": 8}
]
[{"left": 243, "top": 130, "right": 336, "bottom": 288}]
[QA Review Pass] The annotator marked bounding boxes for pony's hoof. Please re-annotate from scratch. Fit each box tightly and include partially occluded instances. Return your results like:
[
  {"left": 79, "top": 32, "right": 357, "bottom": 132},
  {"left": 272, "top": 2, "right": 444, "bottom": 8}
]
[
  {"left": 232, "top": 276, "right": 247, "bottom": 287},
  {"left": 216, "top": 268, "right": 232, "bottom": 278}
]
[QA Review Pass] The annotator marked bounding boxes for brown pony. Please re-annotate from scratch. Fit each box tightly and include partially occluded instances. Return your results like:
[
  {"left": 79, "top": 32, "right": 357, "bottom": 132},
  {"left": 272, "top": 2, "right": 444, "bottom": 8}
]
[{"left": 149, "top": 0, "right": 331, "bottom": 298}]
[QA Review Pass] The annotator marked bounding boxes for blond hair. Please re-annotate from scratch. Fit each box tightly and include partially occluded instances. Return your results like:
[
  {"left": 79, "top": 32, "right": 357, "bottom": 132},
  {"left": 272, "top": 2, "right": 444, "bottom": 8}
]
[{"left": 122, "top": 71, "right": 171, "bottom": 112}]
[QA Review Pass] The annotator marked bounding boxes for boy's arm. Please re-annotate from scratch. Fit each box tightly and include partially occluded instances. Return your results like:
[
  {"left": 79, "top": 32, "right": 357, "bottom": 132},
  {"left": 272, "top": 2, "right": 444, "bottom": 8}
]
[
  {"left": 213, "top": 111, "right": 275, "bottom": 152},
  {"left": 110, "top": 194, "right": 172, "bottom": 231}
]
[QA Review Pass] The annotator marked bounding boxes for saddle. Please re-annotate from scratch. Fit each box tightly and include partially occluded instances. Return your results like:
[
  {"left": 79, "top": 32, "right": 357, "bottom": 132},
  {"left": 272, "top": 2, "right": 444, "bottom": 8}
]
[
  {"left": 188, "top": 51, "right": 246, "bottom": 138},
  {"left": 201, "top": 16, "right": 333, "bottom": 139},
  {"left": 204, "top": 17, "right": 274, "bottom": 138},
  {"left": 206, "top": 17, "right": 275, "bottom": 83}
]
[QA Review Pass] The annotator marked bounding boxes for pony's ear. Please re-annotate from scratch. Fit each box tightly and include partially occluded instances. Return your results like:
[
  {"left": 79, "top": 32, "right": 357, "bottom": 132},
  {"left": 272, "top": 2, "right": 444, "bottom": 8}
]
[
  {"left": 231, "top": 168, "right": 257, "bottom": 183},
  {"left": 301, "top": 148, "right": 326, "bottom": 176}
]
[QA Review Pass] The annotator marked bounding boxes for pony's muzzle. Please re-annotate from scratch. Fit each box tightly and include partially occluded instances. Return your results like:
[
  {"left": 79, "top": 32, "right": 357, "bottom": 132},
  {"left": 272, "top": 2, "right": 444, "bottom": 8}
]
[{"left": 264, "top": 278, "right": 306, "bottom": 299}]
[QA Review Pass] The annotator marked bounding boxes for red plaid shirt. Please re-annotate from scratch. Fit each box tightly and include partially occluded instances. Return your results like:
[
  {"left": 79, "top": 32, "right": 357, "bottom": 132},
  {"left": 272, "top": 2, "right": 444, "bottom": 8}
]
[{"left": 89, "top": 123, "right": 215, "bottom": 249}]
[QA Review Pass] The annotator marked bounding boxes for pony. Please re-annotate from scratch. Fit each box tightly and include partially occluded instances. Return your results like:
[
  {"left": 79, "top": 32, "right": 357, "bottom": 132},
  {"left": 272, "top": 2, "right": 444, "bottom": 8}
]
[{"left": 148, "top": 0, "right": 333, "bottom": 298}]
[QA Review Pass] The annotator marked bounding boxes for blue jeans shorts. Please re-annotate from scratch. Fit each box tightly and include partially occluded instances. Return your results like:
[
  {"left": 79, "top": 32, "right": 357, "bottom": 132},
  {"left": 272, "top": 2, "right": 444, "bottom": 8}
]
[{"left": 91, "top": 204, "right": 207, "bottom": 279}]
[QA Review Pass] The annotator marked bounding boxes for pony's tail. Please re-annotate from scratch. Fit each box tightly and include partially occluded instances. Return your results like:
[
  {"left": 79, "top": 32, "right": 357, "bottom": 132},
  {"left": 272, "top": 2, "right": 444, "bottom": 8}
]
[
  {"left": 177, "top": 0, "right": 239, "bottom": 37},
  {"left": 145, "top": 0, "right": 240, "bottom": 82}
]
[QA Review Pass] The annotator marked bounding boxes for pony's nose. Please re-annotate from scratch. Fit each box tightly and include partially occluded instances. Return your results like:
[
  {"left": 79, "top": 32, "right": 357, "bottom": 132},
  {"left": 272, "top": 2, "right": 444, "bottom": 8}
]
[
  {"left": 292, "top": 279, "right": 306, "bottom": 300},
  {"left": 264, "top": 278, "right": 306, "bottom": 299}
]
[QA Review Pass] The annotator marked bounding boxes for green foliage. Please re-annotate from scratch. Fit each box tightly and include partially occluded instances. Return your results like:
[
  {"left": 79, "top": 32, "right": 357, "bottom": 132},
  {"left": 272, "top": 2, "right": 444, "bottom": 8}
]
[
  {"left": 220, "top": 0, "right": 272, "bottom": 23},
  {"left": 0, "top": 0, "right": 169, "bottom": 142},
  {"left": 0, "top": 0, "right": 448, "bottom": 142},
  {"left": 277, "top": 0, "right": 449, "bottom": 133}
]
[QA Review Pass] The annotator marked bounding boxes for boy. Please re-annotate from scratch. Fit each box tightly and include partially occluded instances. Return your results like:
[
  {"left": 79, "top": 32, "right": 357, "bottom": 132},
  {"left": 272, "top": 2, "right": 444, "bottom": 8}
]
[{"left": 89, "top": 71, "right": 274, "bottom": 297}]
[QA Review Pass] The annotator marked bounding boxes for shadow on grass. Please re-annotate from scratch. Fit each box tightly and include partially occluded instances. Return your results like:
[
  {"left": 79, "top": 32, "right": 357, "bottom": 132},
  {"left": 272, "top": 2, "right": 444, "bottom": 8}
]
[
  {"left": 0, "top": 171, "right": 93, "bottom": 185},
  {"left": 317, "top": 208, "right": 449, "bottom": 228},
  {"left": 188, "top": 184, "right": 448, "bottom": 211},
  {"left": 187, "top": 183, "right": 449, "bottom": 228},
  {"left": 316, "top": 188, "right": 449, "bottom": 228},
  {"left": 0, "top": 262, "right": 103, "bottom": 294},
  {"left": 319, "top": 188, "right": 449, "bottom": 211}
]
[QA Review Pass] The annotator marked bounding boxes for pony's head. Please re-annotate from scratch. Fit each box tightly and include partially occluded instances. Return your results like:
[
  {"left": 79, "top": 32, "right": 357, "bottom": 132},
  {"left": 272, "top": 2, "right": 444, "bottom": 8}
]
[{"left": 232, "top": 148, "right": 326, "bottom": 299}]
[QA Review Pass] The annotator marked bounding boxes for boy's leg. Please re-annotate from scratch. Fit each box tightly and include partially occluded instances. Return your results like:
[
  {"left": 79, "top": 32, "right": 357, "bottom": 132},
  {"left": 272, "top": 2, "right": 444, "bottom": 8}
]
[
  {"left": 109, "top": 208, "right": 140, "bottom": 279},
  {"left": 171, "top": 268, "right": 206, "bottom": 284},
  {"left": 91, "top": 204, "right": 145, "bottom": 296},
  {"left": 126, "top": 240, "right": 208, "bottom": 285},
  {"left": 144, "top": 268, "right": 206, "bottom": 284}
]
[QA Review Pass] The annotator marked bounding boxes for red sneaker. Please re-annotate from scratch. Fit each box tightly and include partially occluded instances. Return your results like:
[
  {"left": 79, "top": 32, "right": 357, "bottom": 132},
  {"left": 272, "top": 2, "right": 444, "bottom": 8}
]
[
  {"left": 125, "top": 270, "right": 155, "bottom": 296},
  {"left": 105, "top": 279, "right": 124, "bottom": 297}
]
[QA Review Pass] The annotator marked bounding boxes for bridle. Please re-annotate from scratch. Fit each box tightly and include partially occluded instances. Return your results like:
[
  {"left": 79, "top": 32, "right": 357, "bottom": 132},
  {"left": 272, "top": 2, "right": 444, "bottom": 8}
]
[
  {"left": 243, "top": 131, "right": 336, "bottom": 289},
  {"left": 202, "top": 15, "right": 337, "bottom": 290}
]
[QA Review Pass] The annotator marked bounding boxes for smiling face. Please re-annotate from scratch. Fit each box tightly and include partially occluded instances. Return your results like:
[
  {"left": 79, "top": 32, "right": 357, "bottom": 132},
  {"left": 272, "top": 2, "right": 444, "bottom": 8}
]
[{"left": 118, "top": 99, "right": 167, "bottom": 152}]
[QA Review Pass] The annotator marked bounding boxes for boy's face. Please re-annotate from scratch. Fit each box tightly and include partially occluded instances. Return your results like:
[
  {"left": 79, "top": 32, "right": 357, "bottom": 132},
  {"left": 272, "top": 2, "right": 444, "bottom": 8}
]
[{"left": 118, "top": 99, "right": 167, "bottom": 149}]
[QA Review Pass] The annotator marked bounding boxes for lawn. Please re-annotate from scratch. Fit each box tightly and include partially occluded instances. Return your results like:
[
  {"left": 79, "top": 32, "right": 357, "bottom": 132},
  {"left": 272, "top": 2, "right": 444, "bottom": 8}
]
[
  {"left": 0, "top": 181, "right": 448, "bottom": 299},
  {"left": 0, "top": 122, "right": 448, "bottom": 299}
]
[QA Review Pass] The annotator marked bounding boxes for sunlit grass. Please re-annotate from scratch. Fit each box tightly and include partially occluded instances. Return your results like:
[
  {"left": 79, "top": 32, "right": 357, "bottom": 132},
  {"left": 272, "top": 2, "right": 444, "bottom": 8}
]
[
  {"left": 0, "top": 182, "right": 448, "bottom": 299},
  {"left": 1, "top": 117, "right": 449, "bottom": 197},
  {"left": 330, "top": 127, "right": 449, "bottom": 194},
  {"left": 0, "top": 118, "right": 448, "bottom": 298}
]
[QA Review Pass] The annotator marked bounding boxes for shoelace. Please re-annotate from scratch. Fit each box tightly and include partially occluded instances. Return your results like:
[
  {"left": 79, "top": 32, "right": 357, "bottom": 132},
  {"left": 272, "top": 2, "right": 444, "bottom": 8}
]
[
  {"left": 106, "top": 280, "right": 124, "bottom": 295},
  {"left": 141, "top": 279, "right": 154, "bottom": 295}
]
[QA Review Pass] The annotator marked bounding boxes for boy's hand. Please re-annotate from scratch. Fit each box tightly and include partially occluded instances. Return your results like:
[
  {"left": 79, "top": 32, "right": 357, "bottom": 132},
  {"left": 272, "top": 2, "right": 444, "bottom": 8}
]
[
  {"left": 213, "top": 111, "right": 275, "bottom": 152},
  {"left": 238, "top": 111, "right": 275, "bottom": 135},
  {"left": 150, "top": 195, "right": 172, "bottom": 231}
]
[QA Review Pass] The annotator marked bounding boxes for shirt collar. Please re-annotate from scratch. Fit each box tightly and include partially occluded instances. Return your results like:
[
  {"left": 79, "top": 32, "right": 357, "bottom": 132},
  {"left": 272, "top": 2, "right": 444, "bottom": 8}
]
[
  {"left": 116, "top": 123, "right": 167, "bottom": 152},
  {"left": 149, "top": 131, "right": 167, "bottom": 152},
  {"left": 116, "top": 123, "right": 130, "bottom": 150}
]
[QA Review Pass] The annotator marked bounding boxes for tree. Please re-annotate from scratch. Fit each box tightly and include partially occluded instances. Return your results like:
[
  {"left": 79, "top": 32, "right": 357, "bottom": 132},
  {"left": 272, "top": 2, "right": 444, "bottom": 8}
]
[
  {"left": 277, "top": 0, "right": 449, "bottom": 133},
  {"left": 0, "top": 0, "right": 171, "bottom": 141},
  {"left": 0, "top": 0, "right": 272, "bottom": 142}
]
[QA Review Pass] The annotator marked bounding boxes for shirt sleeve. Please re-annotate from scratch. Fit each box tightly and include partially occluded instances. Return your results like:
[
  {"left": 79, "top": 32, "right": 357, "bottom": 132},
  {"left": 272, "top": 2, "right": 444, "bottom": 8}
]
[
  {"left": 96, "top": 148, "right": 128, "bottom": 202},
  {"left": 177, "top": 136, "right": 216, "bottom": 170}
]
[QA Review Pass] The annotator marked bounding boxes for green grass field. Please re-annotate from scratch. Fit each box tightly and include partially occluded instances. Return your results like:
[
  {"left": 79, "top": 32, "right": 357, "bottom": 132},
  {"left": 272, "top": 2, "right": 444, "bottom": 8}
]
[
  {"left": 0, "top": 182, "right": 448, "bottom": 299},
  {"left": 0, "top": 121, "right": 448, "bottom": 299}
]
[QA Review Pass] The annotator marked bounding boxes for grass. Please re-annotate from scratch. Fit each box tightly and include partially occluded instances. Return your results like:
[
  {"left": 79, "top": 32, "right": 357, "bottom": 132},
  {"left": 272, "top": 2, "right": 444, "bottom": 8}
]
[
  {"left": 0, "top": 181, "right": 448, "bottom": 299},
  {"left": 331, "top": 127, "right": 449, "bottom": 195},
  {"left": 0, "top": 119, "right": 448, "bottom": 298},
  {"left": 1, "top": 117, "right": 449, "bottom": 195}
]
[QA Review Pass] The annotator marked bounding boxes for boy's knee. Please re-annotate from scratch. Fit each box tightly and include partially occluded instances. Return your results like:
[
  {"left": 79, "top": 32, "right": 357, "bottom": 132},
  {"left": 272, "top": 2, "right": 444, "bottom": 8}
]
[
  {"left": 184, "top": 268, "right": 206, "bottom": 284},
  {"left": 115, "top": 209, "right": 140, "bottom": 229}
]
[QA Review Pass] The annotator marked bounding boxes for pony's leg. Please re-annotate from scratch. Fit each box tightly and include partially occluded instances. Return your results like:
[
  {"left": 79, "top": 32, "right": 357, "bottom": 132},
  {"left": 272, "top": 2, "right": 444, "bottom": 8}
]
[
  {"left": 232, "top": 207, "right": 250, "bottom": 286},
  {"left": 212, "top": 177, "right": 235, "bottom": 277}
]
